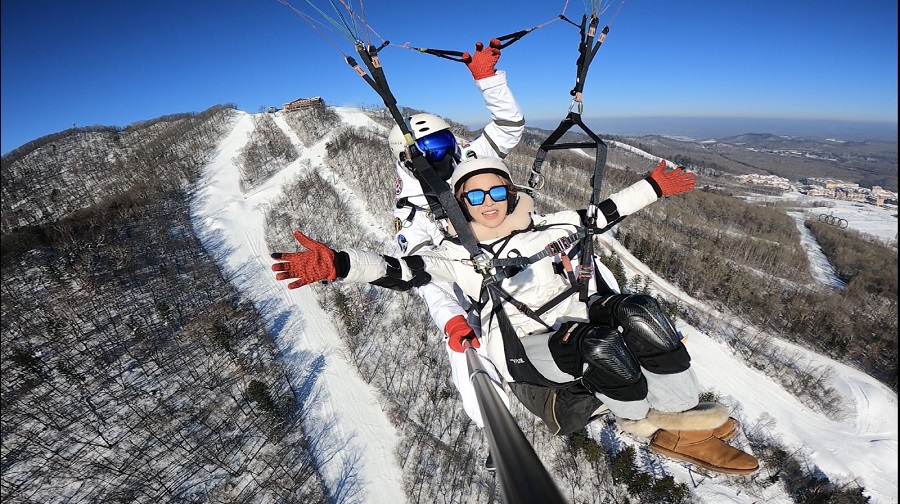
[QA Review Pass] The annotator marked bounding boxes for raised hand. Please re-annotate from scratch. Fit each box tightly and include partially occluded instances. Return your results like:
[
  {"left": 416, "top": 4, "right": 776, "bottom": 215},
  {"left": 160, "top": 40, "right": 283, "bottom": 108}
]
[{"left": 462, "top": 38, "right": 502, "bottom": 80}]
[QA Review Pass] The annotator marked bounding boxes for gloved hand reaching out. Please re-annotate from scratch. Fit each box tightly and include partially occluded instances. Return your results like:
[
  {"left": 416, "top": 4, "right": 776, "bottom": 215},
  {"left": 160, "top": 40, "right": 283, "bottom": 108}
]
[
  {"left": 462, "top": 38, "right": 502, "bottom": 80},
  {"left": 444, "top": 315, "right": 480, "bottom": 352},
  {"left": 646, "top": 160, "right": 696, "bottom": 197},
  {"left": 271, "top": 231, "right": 337, "bottom": 289}
]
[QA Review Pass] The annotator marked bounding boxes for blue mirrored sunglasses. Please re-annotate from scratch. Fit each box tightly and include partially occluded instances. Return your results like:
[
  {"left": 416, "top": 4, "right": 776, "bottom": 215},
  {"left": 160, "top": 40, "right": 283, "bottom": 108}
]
[
  {"left": 415, "top": 129, "right": 459, "bottom": 163},
  {"left": 463, "top": 185, "right": 510, "bottom": 206}
]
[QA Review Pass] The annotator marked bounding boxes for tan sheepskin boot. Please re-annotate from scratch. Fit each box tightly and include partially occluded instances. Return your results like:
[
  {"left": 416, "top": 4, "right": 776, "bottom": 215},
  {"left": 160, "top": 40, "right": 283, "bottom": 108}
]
[
  {"left": 650, "top": 428, "right": 759, "bottom": 475},
  {"left": 619, "top": 414, "right": 740, "bottom": 441},
  {"left": 713, "top": 417, "right": 739, "bottom": 442}
]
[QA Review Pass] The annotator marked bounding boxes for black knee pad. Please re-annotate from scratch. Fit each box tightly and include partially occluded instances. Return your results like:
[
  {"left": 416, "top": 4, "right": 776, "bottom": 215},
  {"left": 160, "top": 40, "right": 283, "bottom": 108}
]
[
  {"left": 579, "top": 326, "right": 648, "bottom": 402},
  {"left": 615, "top": 295, "right": 691, "bottom": 374}
]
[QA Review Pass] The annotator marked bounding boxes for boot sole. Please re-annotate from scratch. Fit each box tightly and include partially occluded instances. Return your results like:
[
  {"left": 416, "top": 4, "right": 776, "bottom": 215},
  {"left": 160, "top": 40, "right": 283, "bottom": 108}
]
[{"left": 649, "top": 444, "right": 759, "bottom": 476}]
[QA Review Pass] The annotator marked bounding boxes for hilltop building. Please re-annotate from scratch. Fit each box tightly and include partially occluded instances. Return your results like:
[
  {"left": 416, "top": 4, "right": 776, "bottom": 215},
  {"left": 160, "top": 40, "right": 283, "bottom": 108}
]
[{"left": 283, "top": 97, "right": 325, "bottom": 112}]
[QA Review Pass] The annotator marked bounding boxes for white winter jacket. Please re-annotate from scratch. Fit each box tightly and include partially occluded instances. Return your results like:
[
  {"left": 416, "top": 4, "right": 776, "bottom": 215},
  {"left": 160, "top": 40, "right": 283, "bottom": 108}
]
[
  {"left": 345, "top": 177, "right": 662, "bottom": 382},
  {"left": 392, "top": 70, "right": 525, "bottom": 335}
]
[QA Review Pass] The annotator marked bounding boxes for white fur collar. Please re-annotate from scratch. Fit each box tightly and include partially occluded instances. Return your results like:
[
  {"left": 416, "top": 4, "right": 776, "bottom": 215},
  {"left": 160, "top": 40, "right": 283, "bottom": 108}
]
[{"left": 446, "top": 193, "right": 535, "bottom": 242}]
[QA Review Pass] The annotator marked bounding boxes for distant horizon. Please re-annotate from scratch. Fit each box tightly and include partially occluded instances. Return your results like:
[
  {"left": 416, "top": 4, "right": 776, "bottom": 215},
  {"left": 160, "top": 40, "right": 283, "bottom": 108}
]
[
  {"left": 4, "top": 110, "right": 898, "bottom": 158},
  {"left": 523, "top": 116, "right": 899, "bottom": 143},
  {"left": 4, "top": 110, "right": 895, "bottom": 157}
]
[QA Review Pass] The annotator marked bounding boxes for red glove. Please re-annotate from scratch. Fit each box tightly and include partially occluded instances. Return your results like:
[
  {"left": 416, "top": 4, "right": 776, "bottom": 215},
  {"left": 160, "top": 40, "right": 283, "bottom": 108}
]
[
  {"left": 270, "top": 231, "right": 337, "bottom": 289},
  {"left": 444, "top": 315, "right": 480, "bottom": 352},
  {"left": 647, "top": 160, "right": 696, "bottom": 196},
  {"left": 462, "top": 38, "right": 501, "bottom": 80}
]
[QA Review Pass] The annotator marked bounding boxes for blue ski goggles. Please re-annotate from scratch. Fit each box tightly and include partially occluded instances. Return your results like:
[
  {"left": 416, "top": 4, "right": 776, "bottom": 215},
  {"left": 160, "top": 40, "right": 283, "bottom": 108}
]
[
  {"left": 462, "top": 185, "right": 510, "bottom": 206},
  {"left": 415, "top": 130, "right": 460, "bottom": 163}
]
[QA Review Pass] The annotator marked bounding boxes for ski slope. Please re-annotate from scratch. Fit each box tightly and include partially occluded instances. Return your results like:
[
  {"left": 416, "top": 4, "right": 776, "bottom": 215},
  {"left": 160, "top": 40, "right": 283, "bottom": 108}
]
[{"left": 191, "top": 108, "right": 898, "bottom": 503}]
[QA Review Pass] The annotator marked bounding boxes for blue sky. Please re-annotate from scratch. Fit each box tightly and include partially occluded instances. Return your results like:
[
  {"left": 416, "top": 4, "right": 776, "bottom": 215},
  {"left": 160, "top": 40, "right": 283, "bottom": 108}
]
[{"left": 2, "top": 0, "right": 898, "bottom": 154}]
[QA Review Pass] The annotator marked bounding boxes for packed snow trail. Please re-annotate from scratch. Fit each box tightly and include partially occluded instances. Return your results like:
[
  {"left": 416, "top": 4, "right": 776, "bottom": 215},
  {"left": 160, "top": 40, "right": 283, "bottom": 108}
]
[
  {"left": 787, "top": 211, "right": 846, "bottom": 289},
  {"left": 190, "top": 111, "right": 407, "bottom": 504},
  {"left": 189, "top": 108, "right": 897, "bottom": 504}
]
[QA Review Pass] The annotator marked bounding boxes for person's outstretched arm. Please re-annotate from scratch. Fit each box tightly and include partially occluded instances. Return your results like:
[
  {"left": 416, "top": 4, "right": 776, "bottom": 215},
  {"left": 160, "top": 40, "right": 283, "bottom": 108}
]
[{"left": 270, "top": 231, "right": 460, "bottom": 290}]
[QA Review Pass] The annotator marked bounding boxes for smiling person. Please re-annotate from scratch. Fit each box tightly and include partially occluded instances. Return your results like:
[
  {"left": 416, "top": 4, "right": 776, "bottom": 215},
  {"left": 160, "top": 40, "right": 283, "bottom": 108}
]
[{"left": 270, "top": 157, "right": 759, "bottom": 475}]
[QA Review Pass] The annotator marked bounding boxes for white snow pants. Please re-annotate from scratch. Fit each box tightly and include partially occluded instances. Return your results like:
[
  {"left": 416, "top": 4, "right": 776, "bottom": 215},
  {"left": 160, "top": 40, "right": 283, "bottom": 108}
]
[{"left": 446, "top": 343, "right": 510, "bottom": 428}]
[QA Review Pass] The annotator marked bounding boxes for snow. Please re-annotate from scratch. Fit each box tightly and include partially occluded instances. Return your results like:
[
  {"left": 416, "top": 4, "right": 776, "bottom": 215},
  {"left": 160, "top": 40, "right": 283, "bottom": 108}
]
[
  {"left": 191, "top": 109, "right": 405, "bottom": 503},
  {"left": 190, "top": 108, "right": 898, "bottom": 504},
  {"left": 747, "top": 190, "right": 899, "bottom": 245}
]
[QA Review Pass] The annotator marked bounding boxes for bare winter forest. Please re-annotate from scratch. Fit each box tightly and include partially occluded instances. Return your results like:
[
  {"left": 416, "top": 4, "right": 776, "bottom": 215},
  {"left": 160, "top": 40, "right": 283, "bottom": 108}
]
[{"left": 2, "top": 104, "right": 894, "bottom": 503}]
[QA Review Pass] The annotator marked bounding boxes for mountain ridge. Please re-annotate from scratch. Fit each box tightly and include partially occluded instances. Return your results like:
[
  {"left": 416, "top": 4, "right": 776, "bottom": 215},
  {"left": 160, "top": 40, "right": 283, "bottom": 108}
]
[{"left": 1, "top": 105, "right": 895, "bottom": 503}]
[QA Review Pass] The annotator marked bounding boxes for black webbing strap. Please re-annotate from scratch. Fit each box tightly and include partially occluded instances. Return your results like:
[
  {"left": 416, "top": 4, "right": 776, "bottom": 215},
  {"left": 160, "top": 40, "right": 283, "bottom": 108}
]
[
  {"left": 534, "top": 285, "right": 579, "bottom": 317},
  {"left": 529, "top": 11, "right": 610, "bottom": 193},
  {"left": 528, "top": 112, "right": 607, "bottom": 192},
  {"left": 489, "top": 228, "right": 587, "bottom": 271},
  {"left": 345, "top": 41, "right": 414, "bottom": 139},
  {"left": 411, "top": 27, "right": 535, "bottom": 62},
  {"left": 415, "top": 47, "right": 466, "bottom": 63},
  {"left": 485, "top": 278, "right": 552, "bottom": 331},
  {"left": 570, "top": 14, "right": 609, "bottom": 100},
  {"left": 484, "top": 282, "right": 561, "bottom": 388},
  {"left": 408, "top": 154, "right": 485, "bottom": 262},
  {"left": 494, "top": 28, "right": 532, "bottom": 48},
  {"left": 528, "top": 110, "right": 607, "bottom": 302}
]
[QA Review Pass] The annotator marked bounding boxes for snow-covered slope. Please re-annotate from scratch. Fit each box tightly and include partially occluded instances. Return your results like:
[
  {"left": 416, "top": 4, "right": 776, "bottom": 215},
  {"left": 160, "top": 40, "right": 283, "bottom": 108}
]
[{"left": 191, "top": 108, "right": 898, "bottom": 504}]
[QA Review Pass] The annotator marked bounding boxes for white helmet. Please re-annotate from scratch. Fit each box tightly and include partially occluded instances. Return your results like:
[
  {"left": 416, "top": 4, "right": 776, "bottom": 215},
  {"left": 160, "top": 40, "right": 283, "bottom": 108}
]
[
  {"left": 389, "top": 113, "right": 452, "bottom": 161},
  {"left": 450, "top": 157, "right": 512, "bottom": 193},
  {"left": 451, "top": 157, "right": 519, "bottom": 218}
]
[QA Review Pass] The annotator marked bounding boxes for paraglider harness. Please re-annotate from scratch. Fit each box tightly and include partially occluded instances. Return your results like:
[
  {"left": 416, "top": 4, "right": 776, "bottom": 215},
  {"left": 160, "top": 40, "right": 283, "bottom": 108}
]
[
  {"left": 346, "top": 14, "right": 623, "bottom": 389},
  {"left": 281, "top": 0, "right": 629, "bottom": 488},
  {"left": 477, "top": 13, "right": 622, "bottom": 388}
]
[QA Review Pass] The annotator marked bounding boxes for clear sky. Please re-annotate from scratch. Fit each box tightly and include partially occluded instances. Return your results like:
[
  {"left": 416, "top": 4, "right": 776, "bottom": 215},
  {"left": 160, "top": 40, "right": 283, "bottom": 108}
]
[{"left": 2, "top": 0, "right": 898, "bottom": 154}]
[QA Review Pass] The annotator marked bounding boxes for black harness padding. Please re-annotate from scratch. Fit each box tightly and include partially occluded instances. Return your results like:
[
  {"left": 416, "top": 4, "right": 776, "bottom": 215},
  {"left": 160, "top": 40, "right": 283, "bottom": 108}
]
[
  {"left": 546, "top": 322, "right": 588, "bottom": 376},
  {"left": 369, "top": 255, "right": 431, "bottom": 291},
  {"left": 633, "top": 343, "right": 692, "bottom": 376},
  {"left": 579, "top": 326, "right": 648, "bottom": 402},
  {"left": 509, "top": 381, "right": 604, "bottom": 436},
  {"left": 615, "top": 294, "right": 692, "bottom": 375},
  {"left": 582, "top": 365, "right": 648, "bottom": 402}
]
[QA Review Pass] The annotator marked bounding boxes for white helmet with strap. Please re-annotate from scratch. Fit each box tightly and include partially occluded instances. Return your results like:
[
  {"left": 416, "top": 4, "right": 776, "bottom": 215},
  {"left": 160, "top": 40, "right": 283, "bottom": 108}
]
[
  {"left": 388, "top": 113, "right": 452, "bottom": 161},
  {"left": 450, "top": 157, "right": 512, "bottom": 193}
]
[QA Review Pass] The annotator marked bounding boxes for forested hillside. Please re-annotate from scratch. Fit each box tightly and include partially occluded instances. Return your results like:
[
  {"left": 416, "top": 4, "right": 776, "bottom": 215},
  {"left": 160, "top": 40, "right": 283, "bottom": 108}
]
[
  {"left": 2, "top": 105, "right": 889, "bottom": 503},
  {"left": 1, "top": 107, "right": 327, "bottom": 502}
]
